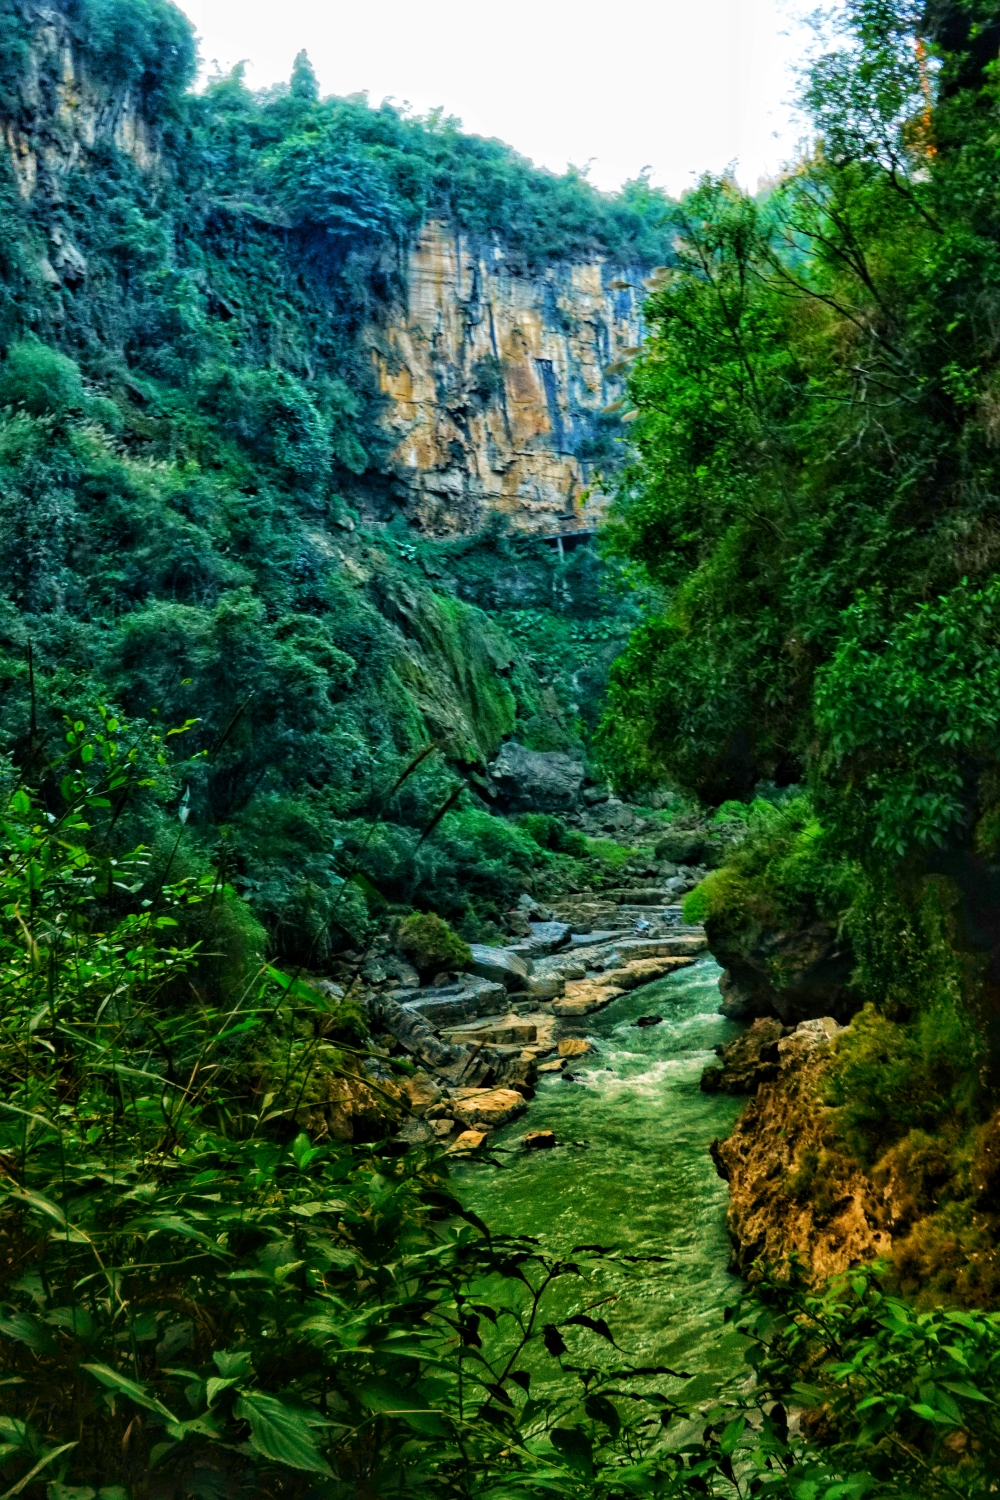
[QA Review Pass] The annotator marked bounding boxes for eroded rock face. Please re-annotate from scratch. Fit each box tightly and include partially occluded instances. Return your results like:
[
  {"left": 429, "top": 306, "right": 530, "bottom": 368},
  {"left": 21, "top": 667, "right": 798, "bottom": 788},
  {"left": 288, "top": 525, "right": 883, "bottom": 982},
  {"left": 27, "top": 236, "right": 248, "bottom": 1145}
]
[
  {"left": 711, "top": 1018, "right": 890, "bottom": 1282},
  {"left": 3, "top": 0, "right": 162, "bottom": 206},
  {"left": 370, "top": 221, "right": 646, "bottom": 534},
  {"left": 711, "top": 916, "right": 858, "bottom": 1026}
]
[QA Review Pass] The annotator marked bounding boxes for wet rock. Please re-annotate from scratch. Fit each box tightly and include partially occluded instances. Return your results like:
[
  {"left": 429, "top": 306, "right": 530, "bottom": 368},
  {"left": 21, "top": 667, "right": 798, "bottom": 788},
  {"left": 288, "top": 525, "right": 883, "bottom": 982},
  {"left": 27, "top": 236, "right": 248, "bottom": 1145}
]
[
  {"left": 600, "top": 956, "right": 695, "bottom": 990},
  {"left": 453, "top": 1088, "right": 528, "bottom": 1129},
  {"left": 538, "top": 1058, "right": 566, "bottom": 1073},
  {"left": 552, "top": 982, "right": 625, "bottom": 1017},
  {"left": 557, "top": 1037, "right": 592, "bottom": 1058},
  {"left": 467, "top": 944, "right": 533, "bottom": 991},
  {"left": 700, "top": 1017, "right": 785, "bottom": 1095},
  {"left": 633, "top": 1014, "right": 662, "bottom": 1028},
  {"left": 448, "top": 1129, "right": 488, "bottom": 1152},
  {"left": 430, "top": 1117, "right": 455, "bottom": 1138},
  {"left": 489, "top": 741, "right": 585, "bottom": 812},
  {"left": 524, "top": 1130, "right": 556, "bottom": 1150},
  {"left": 397, "top": 1118, "right": 433, "bottom": 1145}
]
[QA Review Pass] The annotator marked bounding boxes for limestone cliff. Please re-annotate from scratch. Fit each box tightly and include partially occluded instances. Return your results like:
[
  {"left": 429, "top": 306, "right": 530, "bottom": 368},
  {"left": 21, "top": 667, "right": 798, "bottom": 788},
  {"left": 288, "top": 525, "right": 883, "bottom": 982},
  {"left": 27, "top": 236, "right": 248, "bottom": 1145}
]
[
  {"left": 2, "top": 1, "right": 161, "bottom": 207},
  {"left": 369, "top": 221, "right": 645, "bottom": 534}
]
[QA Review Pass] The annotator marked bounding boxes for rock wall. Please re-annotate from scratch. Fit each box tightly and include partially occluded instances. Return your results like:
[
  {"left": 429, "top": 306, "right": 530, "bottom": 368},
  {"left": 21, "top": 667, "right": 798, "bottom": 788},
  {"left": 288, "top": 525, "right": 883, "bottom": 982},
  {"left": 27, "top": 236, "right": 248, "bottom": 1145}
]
[
  {"left": 2, "top": 1, "right": 158, "bottom": 206},
  {"left": 370, "top": 221, "right": 645, "bottom": 534}
]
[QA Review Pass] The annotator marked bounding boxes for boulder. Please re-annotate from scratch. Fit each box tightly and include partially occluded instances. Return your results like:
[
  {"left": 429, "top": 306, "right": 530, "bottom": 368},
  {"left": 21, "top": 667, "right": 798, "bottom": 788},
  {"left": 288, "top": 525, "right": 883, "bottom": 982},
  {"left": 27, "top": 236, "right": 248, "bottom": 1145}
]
[
  {"left": 430, "top": 1117, "right": 455, "bottom": 1138},
  {"left": 467, "top": 944, "right": 533, "bottom": 991},
  {"left": 633, "top": 1014, "right": 662, "bottom": 1028},
  {"left": 403, "top": 980, "right": 507, "bottom": 1025},
  {"left": 538, "top": 1058, "right": 566, "bottom": 1073},
  {"left": 453, "top": 1088, "right": 528, "bottom": 1129},
  {"left": 527, "top": 921, "right": 572, "bottom": 955},
  {"left": 524, "top": 973, "right": 565, "bottom": 1001},
  {"left": 600, "top": 956, "right": 693, "bottom": 990},
  {"left": 524, "top": 1130, "right": 556, "bottom": 1150},
  {"left": 778, "top": 1015, "right": 845, "bottom": 1063},
  {"left": 403, "top": 1072, "right": 444, "bottom": 1116},
  {"left": 553, "top": 982, "right": 625, "bottom": 1017},
  {"left": 397, "top": 1118, "right": 433, "bottom": 1145},
  {"left": 448, "top": 1129, "right": 488, "bottom": 1152},
  {"left": 489, "top": 740, "right": 585, "bottom": 811},
  {"left": 557, "top": 1037, "right": 592, "bottom": 1058},
  {"left": 711, "top": 916, "right": 857, "bottom": 1025}
]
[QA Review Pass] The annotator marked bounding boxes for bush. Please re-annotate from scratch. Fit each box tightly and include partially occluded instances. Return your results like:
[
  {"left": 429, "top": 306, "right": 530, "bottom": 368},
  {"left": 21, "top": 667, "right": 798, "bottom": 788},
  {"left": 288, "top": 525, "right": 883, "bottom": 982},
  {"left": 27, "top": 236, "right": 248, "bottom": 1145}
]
[
  {"left": 0, "top": 340, "right": 86, "bottom": 416},
  {"left": 395, "top": 911, "right": 472, "bottom": 978},
  {"left": 517, "top": 811, "right": 588, "bottom": 857}
]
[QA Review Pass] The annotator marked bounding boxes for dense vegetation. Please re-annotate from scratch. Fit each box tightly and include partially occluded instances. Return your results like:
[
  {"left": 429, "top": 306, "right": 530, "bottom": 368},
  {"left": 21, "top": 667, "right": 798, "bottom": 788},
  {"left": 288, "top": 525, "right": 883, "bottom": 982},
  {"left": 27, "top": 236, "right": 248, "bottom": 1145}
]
[
  {"left": 605, "top": 0, "right": 1000, "bottom": 1380},
  {"left": 0, "top": 0, "right": 667, "bottom": 956}
]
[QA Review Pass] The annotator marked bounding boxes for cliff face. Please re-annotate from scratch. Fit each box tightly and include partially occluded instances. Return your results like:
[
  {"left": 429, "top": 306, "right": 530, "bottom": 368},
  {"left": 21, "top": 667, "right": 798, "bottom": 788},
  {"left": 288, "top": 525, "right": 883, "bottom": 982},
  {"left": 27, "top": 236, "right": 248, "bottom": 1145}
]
[
  {"left": 2, "top": 1, "right": 159, "bottom": 205},
  {"left": 370, "top": 221, "right": 644, "bottom": 534}
]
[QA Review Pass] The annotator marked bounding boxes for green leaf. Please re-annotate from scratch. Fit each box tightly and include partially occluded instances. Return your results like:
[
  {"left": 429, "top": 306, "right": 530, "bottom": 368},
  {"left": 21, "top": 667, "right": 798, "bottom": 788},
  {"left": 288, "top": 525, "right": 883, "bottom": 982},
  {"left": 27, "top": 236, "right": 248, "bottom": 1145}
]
[
  {"left": 233, "top": 1392, "right": 332, "bottom": 1475},
  {"left": 549, "top": 1426, "right": 593, "bottom": 1474},
  {"left": 212, "top": 1349, "right": 253, "bottom": 1380},
  {"left": 82, "top": 1365, "right": 177, "bottom": 1423}
]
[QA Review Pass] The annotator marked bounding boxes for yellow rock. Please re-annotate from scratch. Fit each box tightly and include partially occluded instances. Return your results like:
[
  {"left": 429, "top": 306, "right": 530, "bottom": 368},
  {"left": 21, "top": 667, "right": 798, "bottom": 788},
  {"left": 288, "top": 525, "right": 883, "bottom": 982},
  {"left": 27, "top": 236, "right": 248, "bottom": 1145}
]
[
  {"left": 448, "top": 1129, "right": 488, "bottom": 1152},
  {"left": 557, "top": 1037, "right": 592, "bottom": 1057},
  {"left": 552, "top": 983, "right": 625, "bottom": 1017},
  {"left": 452, "top": 1088, "right": 528, "bottom": 1129}
]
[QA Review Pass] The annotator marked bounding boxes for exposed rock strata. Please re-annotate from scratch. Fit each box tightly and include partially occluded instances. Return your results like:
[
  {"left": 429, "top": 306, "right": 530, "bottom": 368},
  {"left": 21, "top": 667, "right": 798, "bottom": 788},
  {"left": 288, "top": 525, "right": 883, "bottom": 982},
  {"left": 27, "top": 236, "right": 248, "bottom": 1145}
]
[{"left": 370, "top": 220, "right": 646, "bottom": 534}]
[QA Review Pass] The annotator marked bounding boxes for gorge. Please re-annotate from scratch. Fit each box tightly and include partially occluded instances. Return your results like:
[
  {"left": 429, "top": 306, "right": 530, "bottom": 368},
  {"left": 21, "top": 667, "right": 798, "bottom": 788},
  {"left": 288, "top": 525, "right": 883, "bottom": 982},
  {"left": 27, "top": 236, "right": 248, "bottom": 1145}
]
[{"left": 3, "top": 0, "right": 1000, "bottom": 1496}]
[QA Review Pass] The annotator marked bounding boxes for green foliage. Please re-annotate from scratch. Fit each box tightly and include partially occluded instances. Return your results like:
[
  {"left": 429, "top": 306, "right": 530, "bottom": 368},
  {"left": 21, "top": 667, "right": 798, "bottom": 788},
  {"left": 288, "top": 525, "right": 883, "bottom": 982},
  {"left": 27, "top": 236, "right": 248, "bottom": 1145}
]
[
  {"left": 601, "top": 0, "right": 1000, "bottom": 848},
  {"left": 516, "top": 812, "right": 588, "bottom": 857},
  {"left": 395, "top": 911, "right": 471, "bottom": 978},
  {"left": 584, "top": 836, "right": 633, "bottom": 871},
  {"left": 824, "top": 1002, "right": 980, "bottom": 1165},
  {"left": 681, "top": 797, "right": 856, "bottom": 937}
]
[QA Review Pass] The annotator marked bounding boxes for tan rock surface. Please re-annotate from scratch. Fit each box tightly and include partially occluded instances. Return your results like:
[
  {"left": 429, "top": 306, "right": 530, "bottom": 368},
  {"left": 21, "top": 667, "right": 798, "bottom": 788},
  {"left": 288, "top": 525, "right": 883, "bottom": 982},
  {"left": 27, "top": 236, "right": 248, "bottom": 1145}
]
[
  {"left": 557, "top": 1037, "right": 592, "bottom": 1058},
  {"left": 448, "top": 1129, "right": 488, "bottom": 1152},
  {"left": 368, "top": 221, "right": 645, "bottom": 535},
  {"left": 712, "top": 1021, "right": 890, "bottom": 1283},
  {"left": 452, "top": 1088, "right": 528, "bottom": 1129},
  {"left": 552, "top": 983, "right": 625, "bottom": 1017}
]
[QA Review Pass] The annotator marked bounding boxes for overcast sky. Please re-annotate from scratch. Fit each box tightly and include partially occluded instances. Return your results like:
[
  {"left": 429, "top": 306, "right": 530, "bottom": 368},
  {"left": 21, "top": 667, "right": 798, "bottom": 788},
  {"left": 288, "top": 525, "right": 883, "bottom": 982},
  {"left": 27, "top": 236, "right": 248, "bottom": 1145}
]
[{"left": 177, "top": 0, "right": 815, "bottom": 196}]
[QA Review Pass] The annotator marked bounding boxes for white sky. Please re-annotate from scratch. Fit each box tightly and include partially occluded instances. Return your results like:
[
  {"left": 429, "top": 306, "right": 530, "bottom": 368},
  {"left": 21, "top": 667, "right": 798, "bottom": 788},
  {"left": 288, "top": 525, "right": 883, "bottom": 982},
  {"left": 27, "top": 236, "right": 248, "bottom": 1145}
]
[{"left": 177, "top": 0, "right": 815, "bottom": 196}]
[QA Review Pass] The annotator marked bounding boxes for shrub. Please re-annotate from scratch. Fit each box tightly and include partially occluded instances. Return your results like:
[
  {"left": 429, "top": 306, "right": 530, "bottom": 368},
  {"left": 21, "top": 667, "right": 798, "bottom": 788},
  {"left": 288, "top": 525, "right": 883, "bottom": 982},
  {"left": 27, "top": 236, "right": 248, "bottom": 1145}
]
[
  {"left": 0, "top": 340, "right": 86, "bottom": 416},
  {"left": 516, "top": 811, "right": 587, "bottom": 857},
  {"left": 395, "top": 911, "right": 472, "bottom": 978}
]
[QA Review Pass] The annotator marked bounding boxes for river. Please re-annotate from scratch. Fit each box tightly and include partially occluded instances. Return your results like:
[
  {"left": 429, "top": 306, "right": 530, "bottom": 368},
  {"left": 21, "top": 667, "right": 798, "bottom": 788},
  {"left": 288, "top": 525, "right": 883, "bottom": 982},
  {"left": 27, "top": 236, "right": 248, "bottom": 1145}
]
[{"left": 454, "top": 957, "right": 747, "bottom": 1385}]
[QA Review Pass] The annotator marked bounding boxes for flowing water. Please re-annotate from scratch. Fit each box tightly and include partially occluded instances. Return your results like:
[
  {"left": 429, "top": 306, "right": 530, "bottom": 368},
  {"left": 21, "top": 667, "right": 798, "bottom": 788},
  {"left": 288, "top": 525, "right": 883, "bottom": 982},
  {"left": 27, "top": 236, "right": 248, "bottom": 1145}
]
[{"left": 455, "top": 958, "right": 747, "bottom": 1381}]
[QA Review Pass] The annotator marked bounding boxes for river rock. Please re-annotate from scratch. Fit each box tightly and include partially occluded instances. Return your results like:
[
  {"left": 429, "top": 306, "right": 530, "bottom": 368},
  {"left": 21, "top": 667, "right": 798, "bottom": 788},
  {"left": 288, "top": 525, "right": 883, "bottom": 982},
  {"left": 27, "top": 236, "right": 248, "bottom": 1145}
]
[
  {"left": 441, "top": 1016, "right": 537, "bottom": 1046},
  {"left": 634, "top": 1014, "right": 662, "bottom": 1028},
  {"left": 524, "top": 1130, "right": 556, "bottom": 1149},
  {"left": 398, "top": 980, "right": 508, "bottom": 1026},
  {"left": 453, "top": 1088, "right": 528, "bottom": 1129},
  {"left": 430, "top": 1117, "right": 455, "bottom": 1137},
  {"left": 467, "top": 944, "right": 533, "bottom": 990},
  {"left": 527, "top": 921, "right": 571, "bottom": 955},
  {"left": 600, "top": 956, "right": 694, "bottom": 990},
  {"left": 552, "top": 982, "right": 625, "bottom": 1017},
  {"left": 557, "top": 1037, "right": 591, "bottom": 1058},
  {"left": 538, "top": 1058, "right": 566, "bottom": 1073},
  {"left": 402, "top": 1072, "right": 444, "bottom": 1115},
  {"left": 397, "top": 1118, "right": 433, "bottom": 1145},
  {"left": 489, "top": 740, "right": 585, "bottom": 811},
  {"left": 448, "top": 1129, "right": 488, "bottom": 1152}
]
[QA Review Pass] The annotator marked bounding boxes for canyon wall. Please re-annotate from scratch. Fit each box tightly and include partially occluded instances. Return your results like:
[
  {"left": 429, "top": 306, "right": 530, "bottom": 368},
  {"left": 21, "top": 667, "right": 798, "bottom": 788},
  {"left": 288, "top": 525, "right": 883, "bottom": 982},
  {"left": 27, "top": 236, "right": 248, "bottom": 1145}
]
[{"left": 370, "top": 221, "right": 644, "bottom": 535}]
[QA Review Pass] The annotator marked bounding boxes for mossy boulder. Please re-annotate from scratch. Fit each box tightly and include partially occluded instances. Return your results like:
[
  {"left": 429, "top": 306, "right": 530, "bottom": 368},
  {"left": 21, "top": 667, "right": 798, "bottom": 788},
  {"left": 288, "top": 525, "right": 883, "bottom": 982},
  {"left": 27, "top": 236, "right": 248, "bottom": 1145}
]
[{"left": 396, "top": 912, "right": 472, "bottom": 981}]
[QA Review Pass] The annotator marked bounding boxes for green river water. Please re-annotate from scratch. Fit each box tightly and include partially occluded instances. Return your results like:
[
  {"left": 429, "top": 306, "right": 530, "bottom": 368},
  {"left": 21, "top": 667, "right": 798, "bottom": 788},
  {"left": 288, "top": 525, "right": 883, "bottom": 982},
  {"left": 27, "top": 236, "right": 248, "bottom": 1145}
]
[{"left": 454, "top": 957, "right": 748, "bottom": 1382}]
